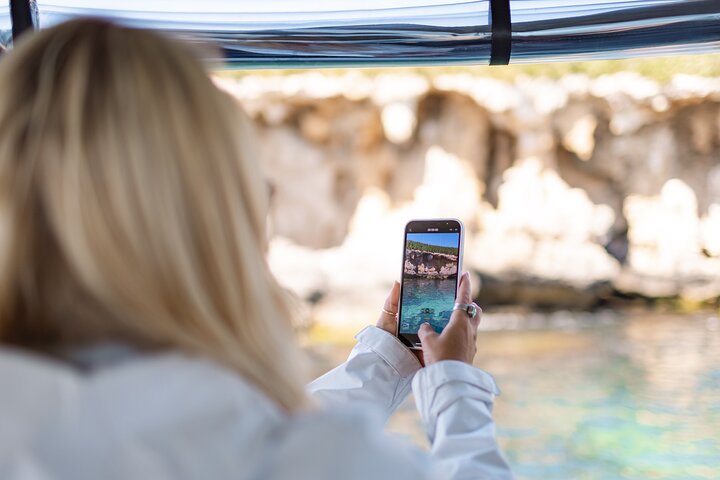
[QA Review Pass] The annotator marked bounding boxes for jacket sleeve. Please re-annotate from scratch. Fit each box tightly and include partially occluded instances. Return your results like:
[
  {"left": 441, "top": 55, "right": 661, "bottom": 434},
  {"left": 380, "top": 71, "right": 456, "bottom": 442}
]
[
  {"left": 276, "top": 361, "right": 514, "bottom": 480},
  {"left": 413, "top": 360, "right": 514, "bottom": 479},
  {"left": 307, "top": 326, "right": 422, "bottom": 422},
  {"left": 307, "top": 327, "right": 514, "bottom": 479}
]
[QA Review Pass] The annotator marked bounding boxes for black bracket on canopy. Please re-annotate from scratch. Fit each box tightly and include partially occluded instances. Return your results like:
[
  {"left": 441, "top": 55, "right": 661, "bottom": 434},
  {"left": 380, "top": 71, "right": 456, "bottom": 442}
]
[
  {"left": 10, "top": 0, "right": 37, "bottom": 41},
  {"left": 490, "top": 0, "right": 512, "bottom": 65}
]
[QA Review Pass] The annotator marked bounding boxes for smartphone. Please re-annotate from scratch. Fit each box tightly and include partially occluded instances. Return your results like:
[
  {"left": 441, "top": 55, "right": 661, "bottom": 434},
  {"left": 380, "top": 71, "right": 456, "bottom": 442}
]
[{"left": 397, "top": 219, "right": 464, "bottom": 350}]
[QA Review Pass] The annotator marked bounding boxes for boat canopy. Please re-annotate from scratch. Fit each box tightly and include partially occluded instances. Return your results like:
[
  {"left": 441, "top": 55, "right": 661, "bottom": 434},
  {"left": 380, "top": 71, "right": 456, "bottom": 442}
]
[{"left": 1, "top": 1, "right": 719, "bottom": 68}]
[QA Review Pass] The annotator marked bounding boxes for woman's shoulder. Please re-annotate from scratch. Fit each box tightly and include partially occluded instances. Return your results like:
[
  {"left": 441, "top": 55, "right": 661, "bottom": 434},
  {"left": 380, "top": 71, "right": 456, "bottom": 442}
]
[
  {"left": 0, "top": 345, "right": 284, "bottom": 422},
  {"left": 0, "top": 348, "right": 430, "bottom": 480},
  {"left": 0, "top": 349, "right": 280, "bottom": 478}
]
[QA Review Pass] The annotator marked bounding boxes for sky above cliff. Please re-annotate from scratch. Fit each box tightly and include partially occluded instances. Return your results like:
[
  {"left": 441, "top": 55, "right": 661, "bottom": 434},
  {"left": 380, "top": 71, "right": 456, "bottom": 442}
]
[{"left": 408, "top": 233, "right": 459, "bottom": 248}]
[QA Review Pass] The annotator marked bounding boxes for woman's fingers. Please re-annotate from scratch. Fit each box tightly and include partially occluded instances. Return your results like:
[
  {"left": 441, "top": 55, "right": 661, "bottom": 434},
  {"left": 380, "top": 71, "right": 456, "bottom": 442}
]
[
  {"left": 456, "top": 271, "right": 472, "bottom": 304},
  {"left": 447, "top": 272, "right": 472, "bottom": 329},
  {"left": 418, "top": 322, "right": 438, "bottom": 347},
  {"left": 385, "top": 281, "right": 400, "bottom": 313},
  {"left": 376, "top": 274, "right": 481, "bottom": 367},
  {"left": 376, "top": 281, "right": 400, "bottom": 334}
]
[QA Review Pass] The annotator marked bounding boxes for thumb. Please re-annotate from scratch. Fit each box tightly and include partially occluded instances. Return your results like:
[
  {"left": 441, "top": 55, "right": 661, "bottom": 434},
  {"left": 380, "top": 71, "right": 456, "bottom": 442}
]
[
  {"left": 384, "top": 281, "right": 400, "bottom": 312},
  {"left": 418, "top": 322, "right": 438, "bottom": 346},
  {"left": 456, "top": 271, "right": 472, "bottom": 304}
]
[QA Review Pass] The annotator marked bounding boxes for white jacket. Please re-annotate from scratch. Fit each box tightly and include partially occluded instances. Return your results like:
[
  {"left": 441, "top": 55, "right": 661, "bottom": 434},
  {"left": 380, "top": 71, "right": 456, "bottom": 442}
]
[{"left": 0, "top": 326, "right": 513, "bottom": 480}]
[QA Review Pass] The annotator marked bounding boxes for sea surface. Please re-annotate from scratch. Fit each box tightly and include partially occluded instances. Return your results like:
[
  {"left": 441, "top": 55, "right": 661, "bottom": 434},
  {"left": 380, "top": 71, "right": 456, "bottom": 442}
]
[
  {"left": 399, "top": 277, "right": 457, "bottom": 333},
  {"left": 307, "top": 312, "right": 720, "bottom": 479}
]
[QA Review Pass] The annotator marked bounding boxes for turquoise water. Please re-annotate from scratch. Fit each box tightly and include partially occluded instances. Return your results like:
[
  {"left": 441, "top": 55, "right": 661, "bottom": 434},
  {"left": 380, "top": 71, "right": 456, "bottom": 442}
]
[
  {"left": 399, "top": 277, "right": 457, "bottom": 333},
  {"left": 310, "top": 312, "right": 720, "bottom": 479}
]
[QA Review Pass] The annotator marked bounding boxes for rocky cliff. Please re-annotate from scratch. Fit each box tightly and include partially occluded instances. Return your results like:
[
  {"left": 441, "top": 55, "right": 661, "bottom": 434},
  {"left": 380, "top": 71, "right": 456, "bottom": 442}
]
[
  {"left": 404, "top": 250, "right": 458, "bottom": 279},
  {"left": 216, "top": 72, "right": 720, "bottom": 328}
]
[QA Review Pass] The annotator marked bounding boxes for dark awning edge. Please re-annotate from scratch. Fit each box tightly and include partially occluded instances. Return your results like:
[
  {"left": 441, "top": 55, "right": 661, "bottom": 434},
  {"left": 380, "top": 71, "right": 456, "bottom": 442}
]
[{"left": 3, "top": 1, "right": 719, "bottom": 68}]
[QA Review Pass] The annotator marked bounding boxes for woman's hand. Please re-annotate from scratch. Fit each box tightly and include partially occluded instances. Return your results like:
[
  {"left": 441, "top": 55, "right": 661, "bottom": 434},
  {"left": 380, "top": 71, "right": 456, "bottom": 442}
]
[
  {"left": 418, "top": 272, "right": 481, "bottom": 366},
  {"left": 376, "top": 281, "right": 425, "bottom": 366}
]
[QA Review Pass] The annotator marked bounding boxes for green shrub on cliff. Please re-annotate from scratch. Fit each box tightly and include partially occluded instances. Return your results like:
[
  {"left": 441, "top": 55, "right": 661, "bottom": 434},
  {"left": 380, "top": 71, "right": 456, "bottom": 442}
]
[
  {"left": 218, "top": 54, "right": 720, "bottom": 84},
  {"left": 407, "top": 240, "right": 458, "bottom": 256}
]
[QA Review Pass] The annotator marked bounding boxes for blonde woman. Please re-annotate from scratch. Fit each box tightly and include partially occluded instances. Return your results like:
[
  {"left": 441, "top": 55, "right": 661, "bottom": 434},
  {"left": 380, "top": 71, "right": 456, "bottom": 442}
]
[{"left": 0, "top": 19, "right": 512, "bottom": 480}]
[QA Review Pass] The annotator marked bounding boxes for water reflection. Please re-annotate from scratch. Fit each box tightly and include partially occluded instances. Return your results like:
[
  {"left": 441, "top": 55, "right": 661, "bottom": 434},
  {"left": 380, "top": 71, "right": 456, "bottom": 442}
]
[{"left": 308, "top": 313, "right": 720, "bottom": 479}]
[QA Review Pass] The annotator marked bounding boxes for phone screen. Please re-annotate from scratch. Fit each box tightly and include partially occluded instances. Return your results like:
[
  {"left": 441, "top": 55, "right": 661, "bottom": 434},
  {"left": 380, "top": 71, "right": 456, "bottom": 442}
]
[{"left": 398, "top": 220, "right": 462, "bottom": 347}]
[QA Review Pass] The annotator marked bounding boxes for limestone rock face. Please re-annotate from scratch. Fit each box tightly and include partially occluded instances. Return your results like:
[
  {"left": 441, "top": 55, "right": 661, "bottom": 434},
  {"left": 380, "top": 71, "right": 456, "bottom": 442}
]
[
  {"left": 404, "top": 250, "right": 458, "bottom": 279},
  {"left": 619, "top": 179, "right": 720, "bottom": 300},
  {"left": 216, "top": 72, "right": 720, "bottom": 328}
]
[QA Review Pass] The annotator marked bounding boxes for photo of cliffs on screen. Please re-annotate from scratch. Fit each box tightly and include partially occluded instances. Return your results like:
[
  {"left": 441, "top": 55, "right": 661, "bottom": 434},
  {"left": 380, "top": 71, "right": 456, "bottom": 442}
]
[{"left": 399, "top": 232, "right": 460, "bottom": 335}]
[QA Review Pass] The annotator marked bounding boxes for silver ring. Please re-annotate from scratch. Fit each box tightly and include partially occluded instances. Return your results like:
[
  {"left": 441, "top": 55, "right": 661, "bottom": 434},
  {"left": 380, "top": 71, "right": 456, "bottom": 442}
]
[{"left": 453, "top": 303, "right": 478, "bottom": 318}]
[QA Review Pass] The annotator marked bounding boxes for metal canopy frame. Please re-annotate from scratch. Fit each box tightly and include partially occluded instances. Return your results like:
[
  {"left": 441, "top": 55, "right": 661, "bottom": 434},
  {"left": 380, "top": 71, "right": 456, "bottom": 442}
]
[{"left": 9, "top": 0, "right": 35, "bottom": 40}]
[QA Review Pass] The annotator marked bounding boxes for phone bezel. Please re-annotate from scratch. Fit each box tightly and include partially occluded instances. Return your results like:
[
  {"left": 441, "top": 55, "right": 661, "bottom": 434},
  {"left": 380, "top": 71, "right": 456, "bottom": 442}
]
[{"left": 397, "top": 218, "right": 464, "bottom": 350}]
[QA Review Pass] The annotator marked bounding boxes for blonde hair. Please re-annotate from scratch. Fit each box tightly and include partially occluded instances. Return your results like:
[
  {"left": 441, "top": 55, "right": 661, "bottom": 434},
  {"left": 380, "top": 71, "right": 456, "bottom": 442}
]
[{"left": 0, "top": 19, "right": 308, "bottom": 410}]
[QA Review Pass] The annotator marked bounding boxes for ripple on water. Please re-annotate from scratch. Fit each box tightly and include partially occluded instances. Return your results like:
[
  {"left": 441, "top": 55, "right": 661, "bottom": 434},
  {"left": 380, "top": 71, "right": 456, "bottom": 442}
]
[{"left": 310, "top": 312, "right": 720, "bottom": 480}]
